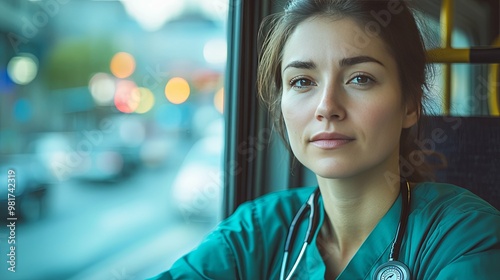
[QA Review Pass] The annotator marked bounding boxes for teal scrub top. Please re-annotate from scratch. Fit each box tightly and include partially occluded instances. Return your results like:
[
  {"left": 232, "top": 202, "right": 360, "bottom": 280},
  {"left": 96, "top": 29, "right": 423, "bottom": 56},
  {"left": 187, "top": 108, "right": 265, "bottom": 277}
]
[{"left": 151, "top": 182, "right": 500, "bottom": 279}]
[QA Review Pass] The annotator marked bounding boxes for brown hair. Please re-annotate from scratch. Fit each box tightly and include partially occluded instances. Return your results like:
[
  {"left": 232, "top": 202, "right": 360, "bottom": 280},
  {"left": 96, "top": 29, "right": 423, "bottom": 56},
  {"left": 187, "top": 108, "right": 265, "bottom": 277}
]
[{"left": 257, "top": 0, "right": 434, "bottom": 182}]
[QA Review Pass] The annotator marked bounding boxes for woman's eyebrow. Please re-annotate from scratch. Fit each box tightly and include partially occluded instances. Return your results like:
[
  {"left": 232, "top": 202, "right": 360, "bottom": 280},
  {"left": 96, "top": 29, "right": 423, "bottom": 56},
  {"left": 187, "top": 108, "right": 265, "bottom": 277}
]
[
  {"left": 282, "top": 60, "right": 316, "bottom": 72},
  {"left": 282, "top": 56, "right": 384, "bottom": 73},
  {"left": 339, "top": 55, "right": 385, "bottom": 67}
]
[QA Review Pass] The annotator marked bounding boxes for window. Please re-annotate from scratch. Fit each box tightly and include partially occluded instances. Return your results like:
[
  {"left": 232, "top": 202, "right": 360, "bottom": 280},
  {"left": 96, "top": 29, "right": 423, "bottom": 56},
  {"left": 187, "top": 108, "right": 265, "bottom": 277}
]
[
  {"left": 0, "top": 0, "right": 228, "bottom": 278},
  {"left": 418, "top": 13, "right": 475, "bottom": 116}
]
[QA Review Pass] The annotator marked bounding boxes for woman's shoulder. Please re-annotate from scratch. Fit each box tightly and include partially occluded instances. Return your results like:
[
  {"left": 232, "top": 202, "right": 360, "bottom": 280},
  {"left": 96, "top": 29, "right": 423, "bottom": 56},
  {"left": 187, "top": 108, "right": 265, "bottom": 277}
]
[
  {"left": 408, "top": 182, "right": 500, "bottom": 278},
  {"left": 409, "top": 181, "right": 500, "bottom": 244},
  {"left": 160, "top": 188, "right": 317, "bottom": 280},
  {"left": 412, "top": 181, "right": 499, "bottom": 215}
]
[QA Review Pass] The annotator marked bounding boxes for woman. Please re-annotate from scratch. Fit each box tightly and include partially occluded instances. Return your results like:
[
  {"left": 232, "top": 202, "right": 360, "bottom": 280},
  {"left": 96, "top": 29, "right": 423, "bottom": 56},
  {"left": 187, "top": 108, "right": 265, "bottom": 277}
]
[{"left": 152, "top": 0, "right": 500, "bottom": 279}]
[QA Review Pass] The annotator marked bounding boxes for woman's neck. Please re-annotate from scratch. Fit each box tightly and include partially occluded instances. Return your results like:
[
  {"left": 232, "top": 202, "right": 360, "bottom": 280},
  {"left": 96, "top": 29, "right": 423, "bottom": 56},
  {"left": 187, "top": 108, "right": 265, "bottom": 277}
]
[{"left": 316, "top": 172, "right": 401, "bottom": 273}]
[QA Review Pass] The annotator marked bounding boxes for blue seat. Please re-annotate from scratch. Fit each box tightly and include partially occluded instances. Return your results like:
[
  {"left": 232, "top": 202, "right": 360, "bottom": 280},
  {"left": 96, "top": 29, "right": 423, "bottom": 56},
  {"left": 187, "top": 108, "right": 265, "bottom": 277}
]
[{"left": 422, "top": 116, "right": 500, "bottom": 209}]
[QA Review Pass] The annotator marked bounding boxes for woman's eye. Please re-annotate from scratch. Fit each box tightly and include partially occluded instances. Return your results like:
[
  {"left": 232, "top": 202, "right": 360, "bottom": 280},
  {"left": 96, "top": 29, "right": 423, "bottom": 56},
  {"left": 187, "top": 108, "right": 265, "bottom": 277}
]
[
  {"left": 348, "top": 74, "right": 375, "bottom": 86},
  {"left": 290, "top": 78, "right": 315, "bottom": 88}
]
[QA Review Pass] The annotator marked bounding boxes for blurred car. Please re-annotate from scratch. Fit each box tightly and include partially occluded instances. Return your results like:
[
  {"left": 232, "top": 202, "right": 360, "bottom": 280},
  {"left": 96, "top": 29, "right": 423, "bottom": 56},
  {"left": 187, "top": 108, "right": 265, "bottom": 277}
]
[
  {"left": 30, "top": 116, "right": 146, "bottom": 183},
  {"left": 0, "top": 154, "right": 50, "bottom": 222},
  {"left": 170, "top": 118, "right": 224, "bottom": 222}
]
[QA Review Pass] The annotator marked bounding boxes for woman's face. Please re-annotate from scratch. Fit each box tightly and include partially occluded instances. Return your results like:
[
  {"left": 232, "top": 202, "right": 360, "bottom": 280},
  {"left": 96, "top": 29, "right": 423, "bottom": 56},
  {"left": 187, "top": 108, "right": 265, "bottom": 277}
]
[{"left": 281, "top": 17, "right": 417, "bottom": 179}]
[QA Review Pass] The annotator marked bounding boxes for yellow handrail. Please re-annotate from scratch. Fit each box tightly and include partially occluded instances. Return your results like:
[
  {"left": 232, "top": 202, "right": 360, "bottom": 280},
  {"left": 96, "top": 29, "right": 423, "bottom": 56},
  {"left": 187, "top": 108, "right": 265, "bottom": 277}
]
[
  {"left": 441, "top": 0, "right": 454, "bottom": 49},
  {"left": 489, "top": 37, "right": 500, "bottom": 116},
  {"left": 427, "top": 49, "right": 469, "bottom": 63},
  {"left": 440, "top": 0, "right": 454, "bottom": 115},
  {"left": 428, "top": 0, "right": 499, "bottom": 116},
  {"left": 427, "top": 48, "right": 500, "bottom": 63}
]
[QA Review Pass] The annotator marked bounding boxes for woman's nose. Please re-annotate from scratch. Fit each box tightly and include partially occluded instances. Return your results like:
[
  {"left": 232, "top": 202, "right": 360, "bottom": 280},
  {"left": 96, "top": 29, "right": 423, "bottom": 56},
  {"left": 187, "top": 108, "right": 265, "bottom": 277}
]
[{"left": 315, "top": 85, "right": 346, "bottom": 121}]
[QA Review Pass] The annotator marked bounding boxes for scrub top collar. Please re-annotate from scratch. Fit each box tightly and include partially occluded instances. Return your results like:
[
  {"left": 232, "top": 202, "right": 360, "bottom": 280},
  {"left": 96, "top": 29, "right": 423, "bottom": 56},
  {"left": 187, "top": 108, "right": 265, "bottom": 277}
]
[{"left": 296, "top": 188, "right": 405, "bottom": 279}]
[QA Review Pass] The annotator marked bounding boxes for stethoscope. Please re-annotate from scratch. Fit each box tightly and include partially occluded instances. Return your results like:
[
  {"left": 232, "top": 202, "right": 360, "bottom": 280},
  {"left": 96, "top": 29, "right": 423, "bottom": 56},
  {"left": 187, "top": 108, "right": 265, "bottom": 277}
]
[{"left": 280, "top": 179, "right": 411, "bottom": 280}]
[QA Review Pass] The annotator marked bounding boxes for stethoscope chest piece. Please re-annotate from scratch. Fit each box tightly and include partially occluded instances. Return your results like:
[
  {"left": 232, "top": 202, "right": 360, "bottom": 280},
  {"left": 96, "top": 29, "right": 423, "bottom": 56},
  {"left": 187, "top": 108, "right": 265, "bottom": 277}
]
[{"left": 373, "top": 260, "right": 410, "bottom": 280}]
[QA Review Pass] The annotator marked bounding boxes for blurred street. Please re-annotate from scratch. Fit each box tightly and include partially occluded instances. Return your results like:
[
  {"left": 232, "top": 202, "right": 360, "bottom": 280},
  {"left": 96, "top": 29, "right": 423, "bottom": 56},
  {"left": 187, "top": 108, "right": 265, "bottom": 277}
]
[
  {"left": 0, "top": 161, "right": 219, "bottom": 280},
  {"left": 0, "top": 1, "right": 228, "bottom": 279}
]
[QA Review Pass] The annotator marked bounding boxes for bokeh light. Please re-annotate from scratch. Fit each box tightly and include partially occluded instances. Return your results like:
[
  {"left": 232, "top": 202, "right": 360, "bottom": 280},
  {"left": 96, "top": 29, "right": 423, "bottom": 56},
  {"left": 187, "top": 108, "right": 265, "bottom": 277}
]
[
  {"left": 120, "top": 0, "right": 184, "bottom": 31},
  {"left": 192, "top": 70, "right": 221, "bottom": 93},
  {"left": 7, "top": 54, "right": 39, "bottom": 85},
  {"left": 114, "top": 80, "right": 140, "bottom": 113},
  {"left": 89, "top": 73, "right": 116, "bottom": 105},
  {"left": 214, "top": 88, "right": 224, "bottom": 114},
  {"left": 203, "top": 39, "right": 227, "bottom": 65},
  {"left": 133, "top": 87, "right": 155, "bottom": 114},
  {"left": 165, "top": 77, "right": 190, "bottom": 104},
  {"left": 110, "top": 52, "right": 136, "bottom": 79}
]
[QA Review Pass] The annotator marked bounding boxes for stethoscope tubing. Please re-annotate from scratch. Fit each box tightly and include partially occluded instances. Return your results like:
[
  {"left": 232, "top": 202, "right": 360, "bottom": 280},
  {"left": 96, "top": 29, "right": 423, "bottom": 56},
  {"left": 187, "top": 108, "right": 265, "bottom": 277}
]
[
  {"left": 390, "top": 182, "right": 410, "bottom": 261},
  {"left": 280, "top": 188, "right": 320, "bottom": 280}
]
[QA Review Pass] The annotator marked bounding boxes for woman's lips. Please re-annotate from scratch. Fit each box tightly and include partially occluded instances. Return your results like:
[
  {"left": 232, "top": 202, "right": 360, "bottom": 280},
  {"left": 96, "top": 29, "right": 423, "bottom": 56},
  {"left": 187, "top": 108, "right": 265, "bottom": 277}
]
[{"left": 309, "top": 132, "right": 354, "bottom": 149}]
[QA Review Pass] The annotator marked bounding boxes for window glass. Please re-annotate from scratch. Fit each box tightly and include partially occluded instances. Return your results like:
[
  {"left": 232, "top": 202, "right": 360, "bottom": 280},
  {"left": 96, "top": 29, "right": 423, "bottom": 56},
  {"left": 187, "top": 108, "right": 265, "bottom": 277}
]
[
  {"left": 0, "top": 0, "right": 227, "bottom": 278},
  {"left": 419, "top": 14, "right": 473, "bottom": 115}
]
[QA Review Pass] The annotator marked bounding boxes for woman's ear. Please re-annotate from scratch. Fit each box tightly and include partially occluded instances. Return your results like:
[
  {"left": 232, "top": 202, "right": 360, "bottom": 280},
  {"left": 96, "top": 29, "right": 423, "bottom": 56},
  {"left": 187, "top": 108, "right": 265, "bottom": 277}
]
[{"left": 402, "top": 99, "right": 419, "bottom": 129}]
